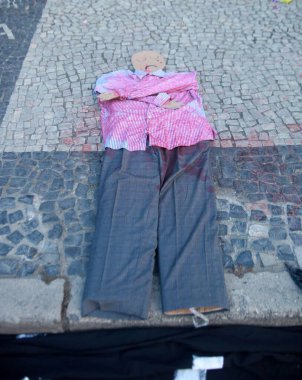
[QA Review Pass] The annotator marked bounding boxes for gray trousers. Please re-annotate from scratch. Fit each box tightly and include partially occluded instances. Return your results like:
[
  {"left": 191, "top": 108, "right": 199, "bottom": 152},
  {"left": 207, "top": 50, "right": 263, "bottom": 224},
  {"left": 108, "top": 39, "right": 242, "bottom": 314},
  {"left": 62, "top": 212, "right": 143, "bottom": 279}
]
[{"left": 82, "top": 140, "right": 229, "bottom": 319}]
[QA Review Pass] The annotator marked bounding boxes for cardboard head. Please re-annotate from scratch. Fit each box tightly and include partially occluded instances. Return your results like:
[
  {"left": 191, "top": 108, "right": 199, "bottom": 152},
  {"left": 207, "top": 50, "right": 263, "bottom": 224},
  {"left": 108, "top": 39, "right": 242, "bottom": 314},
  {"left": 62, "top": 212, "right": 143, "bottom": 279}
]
[{"left": 131, "top": 50, "right": 166, "bottom": 72}]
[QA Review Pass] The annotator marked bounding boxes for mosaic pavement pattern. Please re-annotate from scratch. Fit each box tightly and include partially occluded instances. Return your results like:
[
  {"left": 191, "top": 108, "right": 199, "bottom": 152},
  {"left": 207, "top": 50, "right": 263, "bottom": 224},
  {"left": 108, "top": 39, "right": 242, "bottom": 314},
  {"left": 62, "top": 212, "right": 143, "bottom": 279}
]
[
  {"left": 0, "top": 0, "right": 301, "bottom": 152},
  {"left": 0, "top": 0, "right": 47, "bottom": 124},
  {"left": 1, "top": 147, "right": 302, "bottom": 279},
  {"left": 0, "top": 0, "right": 302, "bottom": 320}
]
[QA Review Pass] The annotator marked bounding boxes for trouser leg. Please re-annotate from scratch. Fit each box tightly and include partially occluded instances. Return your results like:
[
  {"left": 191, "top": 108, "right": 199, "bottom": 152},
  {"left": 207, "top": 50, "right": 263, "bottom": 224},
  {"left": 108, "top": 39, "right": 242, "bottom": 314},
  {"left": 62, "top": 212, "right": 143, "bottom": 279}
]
[
  {"left": 82, "top": 147, "right": 159, "bottom": 319},
  {"left": 156, "top": 141, "right": 229, "bottom": 314}
]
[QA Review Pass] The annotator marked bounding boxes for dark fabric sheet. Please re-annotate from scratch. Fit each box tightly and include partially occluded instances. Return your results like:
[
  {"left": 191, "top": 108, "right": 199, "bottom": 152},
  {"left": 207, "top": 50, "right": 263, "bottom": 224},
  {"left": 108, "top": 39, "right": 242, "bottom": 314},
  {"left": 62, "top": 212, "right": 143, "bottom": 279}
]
[{"left": 0, "top": 325, "right": 302, "bottom": 380}]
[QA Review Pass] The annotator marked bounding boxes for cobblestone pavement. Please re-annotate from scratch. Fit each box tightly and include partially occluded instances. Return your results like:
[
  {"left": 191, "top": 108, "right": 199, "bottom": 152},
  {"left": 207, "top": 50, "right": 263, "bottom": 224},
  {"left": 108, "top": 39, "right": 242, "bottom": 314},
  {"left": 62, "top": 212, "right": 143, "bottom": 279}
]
[
  {"left": 0, "top": 0, "right": 301, "bottom": 152},
  {"left": 0, "top": 0, "right": 47, "bottom": 124},
  {"left": 1, "top": 0, "right": 302, "bottom": 332}
]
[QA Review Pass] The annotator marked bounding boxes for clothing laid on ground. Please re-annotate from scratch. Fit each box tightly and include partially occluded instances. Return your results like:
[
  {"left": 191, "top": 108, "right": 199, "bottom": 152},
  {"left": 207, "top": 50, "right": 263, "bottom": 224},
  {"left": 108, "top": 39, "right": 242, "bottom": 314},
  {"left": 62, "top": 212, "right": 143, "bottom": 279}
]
[
  {"left": 82, "top": 140, "right": 228, "bottom": 319},
  {"left": 82, "top": 69, "right": 228, "bottom": 319},
  {"left": 94, "top": 69, "right": 217, "bottom": 150}
]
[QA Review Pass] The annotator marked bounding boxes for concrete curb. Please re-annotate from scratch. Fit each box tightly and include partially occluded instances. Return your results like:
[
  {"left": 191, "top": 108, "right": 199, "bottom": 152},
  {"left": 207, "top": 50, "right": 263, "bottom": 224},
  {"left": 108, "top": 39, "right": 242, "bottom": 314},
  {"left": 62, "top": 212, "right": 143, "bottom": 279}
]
[{"left": 1, "top": 270, "right": 302, "bottom": 334}]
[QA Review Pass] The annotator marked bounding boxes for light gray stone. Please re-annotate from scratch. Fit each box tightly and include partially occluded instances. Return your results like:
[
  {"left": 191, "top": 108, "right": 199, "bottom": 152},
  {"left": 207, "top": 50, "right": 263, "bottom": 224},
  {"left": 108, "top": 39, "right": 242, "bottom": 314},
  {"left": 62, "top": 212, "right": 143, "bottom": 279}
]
[
  {"left": 0, "top": 279, "right": 65, "bottom": 333},
  {"left": 259, "top": 253, "right": 280, "bottom": 267},
  {"left": 249, "top": 224, "right": 269, "bottom": 237}
]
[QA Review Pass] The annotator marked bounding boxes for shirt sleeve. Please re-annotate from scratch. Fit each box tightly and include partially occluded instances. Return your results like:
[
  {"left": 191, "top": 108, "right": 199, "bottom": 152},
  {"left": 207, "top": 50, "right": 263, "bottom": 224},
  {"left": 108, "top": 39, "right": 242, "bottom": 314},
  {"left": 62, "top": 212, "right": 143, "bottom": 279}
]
[
  {"left": 94, "top": 70, "right": 132, "bottom": 97},
  {"left": 127, "top": 72, "right": 198, "bottom": 99}
]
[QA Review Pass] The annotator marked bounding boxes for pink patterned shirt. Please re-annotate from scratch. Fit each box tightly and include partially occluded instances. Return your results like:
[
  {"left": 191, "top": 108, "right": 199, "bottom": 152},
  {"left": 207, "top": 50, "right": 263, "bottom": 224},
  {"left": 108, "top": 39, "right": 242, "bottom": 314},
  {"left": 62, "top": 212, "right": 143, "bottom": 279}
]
[{"left": 95, "top": 70, "right": 216, "bottom": 151}]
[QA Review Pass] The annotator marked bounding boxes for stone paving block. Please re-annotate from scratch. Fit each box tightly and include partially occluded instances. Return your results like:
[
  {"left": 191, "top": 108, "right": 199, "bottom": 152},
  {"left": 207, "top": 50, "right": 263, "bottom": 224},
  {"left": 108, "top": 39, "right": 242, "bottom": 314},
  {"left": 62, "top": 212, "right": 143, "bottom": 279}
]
[{"left": 0, "top": 278, "right": 65, "bottom": 334}]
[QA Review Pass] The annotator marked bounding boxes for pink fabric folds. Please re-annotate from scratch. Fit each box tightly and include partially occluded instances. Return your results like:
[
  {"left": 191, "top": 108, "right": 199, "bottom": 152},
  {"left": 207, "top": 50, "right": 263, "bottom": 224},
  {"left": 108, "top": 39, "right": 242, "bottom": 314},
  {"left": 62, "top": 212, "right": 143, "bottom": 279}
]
[{"left": 95, "top": 70, "right": 217, "bottom": 151}]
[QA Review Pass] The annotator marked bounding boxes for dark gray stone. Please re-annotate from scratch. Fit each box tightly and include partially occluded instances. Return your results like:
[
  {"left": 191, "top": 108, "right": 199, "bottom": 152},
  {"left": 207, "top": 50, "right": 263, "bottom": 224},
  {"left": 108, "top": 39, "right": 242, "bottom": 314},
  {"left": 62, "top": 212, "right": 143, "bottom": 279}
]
[
  {"left": 269, "top": 204, "right": 283, "bottom": 215},
  {"left": 19, "top": 262, "right": 38, "bottom": 277},
  {"left": 0, "top": 197, "right": 15, "bottom": 209},
  {"left": 0, "top": 177, "right": 9, "bottom": 186},
  {"left": 43, "top": 264, "right": 60, "bottom": 277},
  {"left": 27, "top": 230, "right": 44, "bottom": 244},
  {"left": 287, "top": 205, "right": 302, "bottom": 216},
  {"left": 234, "top": 180, "right": 258, "bottom": 193},
  {"left": 270, "top": 217, "right": 285, "bottom": 226},
  {"left": 22, "top": 218, "right": 39, "bottom": 232},
  {"left": 235, "top": 250, "right": 254, "bottom": 268},
  {"left": 8, "top": 210, "right": 24, "bottom": 224},
  {"left": 64, "top": 209, "right": 78, "bottom": 224},
  {"left": 229, "top": 204, "right": 247, "bottom": 218},
  {"left": 0, "top": 211, "right": 8, "bottom": 224},
  {"left": 288, "top": 217, "right": 302, "bottom": 231},
  {"left": 217, "top": 199, "right": 229, "bottom": 209},
  {"left": 58, "top": 198, "right": 75, "bottom": 210},
  {"left": 247, "top": 193, "right": 265, "bottom": 202},
  {"left": 39, "top": 201, "right": 55, "bottom": 213},
  {"left": 293, "top": 173, "right": 302, "bottom": 186},
  {"left": 251, "top": 238, "right": 275, "bottom": 251},
  {"left": 48, "top": 224, "right": 63, "bottom": 239},
  {"left": 10, "top": 177, "right": 27, "bottom": 187},
  {"left": 42, "top": 213, "right": 59, "bottom": 223},
  {"left": 250, "top": 210, "right": 267, "bottom": 221},
  {"left": 88, "top": 175, "right": 98, "bottom": 185},
  {"left": 0, "top": 259, "right": 18, "bottom": 275},
  {"left": 220, "top": 156, "right": 236, "bottom": 179},
  {"left": 50, "top": 178, "right": 64, "bottom": 190},
  {"left": 16, "top": 244, "right": 38, "bottom": 258},
  {"left": 75, "top": 183, "right": 89, "bottom": 197},
  {"left": 77, "top": 199, "right": 92, "bottom": 210},
  {"left": 218, "top": 224, "right": 227, "bottom": 236},
  {"left": 33, "top": 152, "right": 48, "bottom": 160},
  {"left": 65, "top": 246, "right": 81, "bottom": 257},
  {"left": 7, "top": 231, "right": 24, "bottom": 244},
  {"left": 43, "top": 191, "right": 60, "bottom": 200},
  {"left": 63, "top": 169, "right": 74, "bottom": 180},
  {"left": 277, "top": 245, "right": 295, "bottom": 261},
  {"left": 18, "top": 195, "right": 34, "bottom": 205},
  {"left": 79, "top": 210, "right": 95, "bottom": 228},
  {"left": 3, "top": 160, "right": 15, "bottom": 169},
  {"left": 231, "top": 221, "right": 247, "bottom": 234},
  {"left": 38, "top": 161, "right": 52, "bottom": 169},
  {"left": 53, "top": 152, "right": 68, "bottom": 160},
  {"left": 223, "top": 254, "right": 234, "bottom": 270},
  {"left": 0, "top": 226, "right": 11, "bottom": 235},
  {"left": 64, "top": 234, "right": 83, "bottom": 246},
  {"left": 289, "top": 233, "right": 302, "bottom": 246},
  {"left": 2, "top": 152, "right": 17, "bottom": 159},
  {"left": 269, "top": 227, "right": 287, "bottom": 240},
  {"left": 0, "top": 243, "right": 13, "bottom": 256},
  {"left": 67, "top": 259, "right": 86, "bottom": 276},
  {"left": 65, "top": 180, "right": 74, "bottom": 190},
  {"left": 15, "top": 166, "right": 31, "bottom": 176},
  {"left": 68, "top": 223, "right": 82, "bottom": 233},
  {"left": 38, "top": 169, "right": 55, "bottom": 181},
  {"left": 216, "top": 211, "right": 229, "bottom": 221},
  {"left": 283, "top": 194, "right": 301, "bottom": 204}
]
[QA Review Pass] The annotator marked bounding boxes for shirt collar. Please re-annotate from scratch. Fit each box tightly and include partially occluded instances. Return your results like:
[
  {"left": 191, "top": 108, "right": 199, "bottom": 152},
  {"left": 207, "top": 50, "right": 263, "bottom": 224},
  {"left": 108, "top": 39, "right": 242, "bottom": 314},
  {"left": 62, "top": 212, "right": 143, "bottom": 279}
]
[{"left": 134, "top": 69, "right": 167, "bottom": 79}]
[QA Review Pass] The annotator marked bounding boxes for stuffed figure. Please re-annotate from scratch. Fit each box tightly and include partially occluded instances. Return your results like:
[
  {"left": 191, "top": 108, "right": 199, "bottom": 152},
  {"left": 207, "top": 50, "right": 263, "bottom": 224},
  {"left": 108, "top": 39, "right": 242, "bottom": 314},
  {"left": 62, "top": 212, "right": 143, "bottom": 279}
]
[{"left": 82, "top": 51, "right": 229, "bottom": 325}]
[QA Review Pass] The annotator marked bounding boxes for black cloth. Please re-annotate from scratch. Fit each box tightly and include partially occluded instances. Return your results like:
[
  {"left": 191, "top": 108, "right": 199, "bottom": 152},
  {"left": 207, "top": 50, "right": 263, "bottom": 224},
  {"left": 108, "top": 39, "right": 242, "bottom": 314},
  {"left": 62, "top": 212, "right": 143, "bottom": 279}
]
[{"left": 0, "top": 325, "right": 302, "bottom": 380}]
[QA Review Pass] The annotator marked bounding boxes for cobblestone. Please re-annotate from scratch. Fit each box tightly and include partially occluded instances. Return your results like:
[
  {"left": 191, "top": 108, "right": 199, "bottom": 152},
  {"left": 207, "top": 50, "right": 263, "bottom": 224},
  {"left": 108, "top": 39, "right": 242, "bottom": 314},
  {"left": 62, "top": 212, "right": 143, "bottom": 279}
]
[
  {"left": 0, "top": 152, "right": 100, "bottom": 278},
  {"left": 0, "top": 146, "right": 301, "bottom": 278},
  {"left": 1, "top": 0, "right": 302, "bottom": 151}
]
